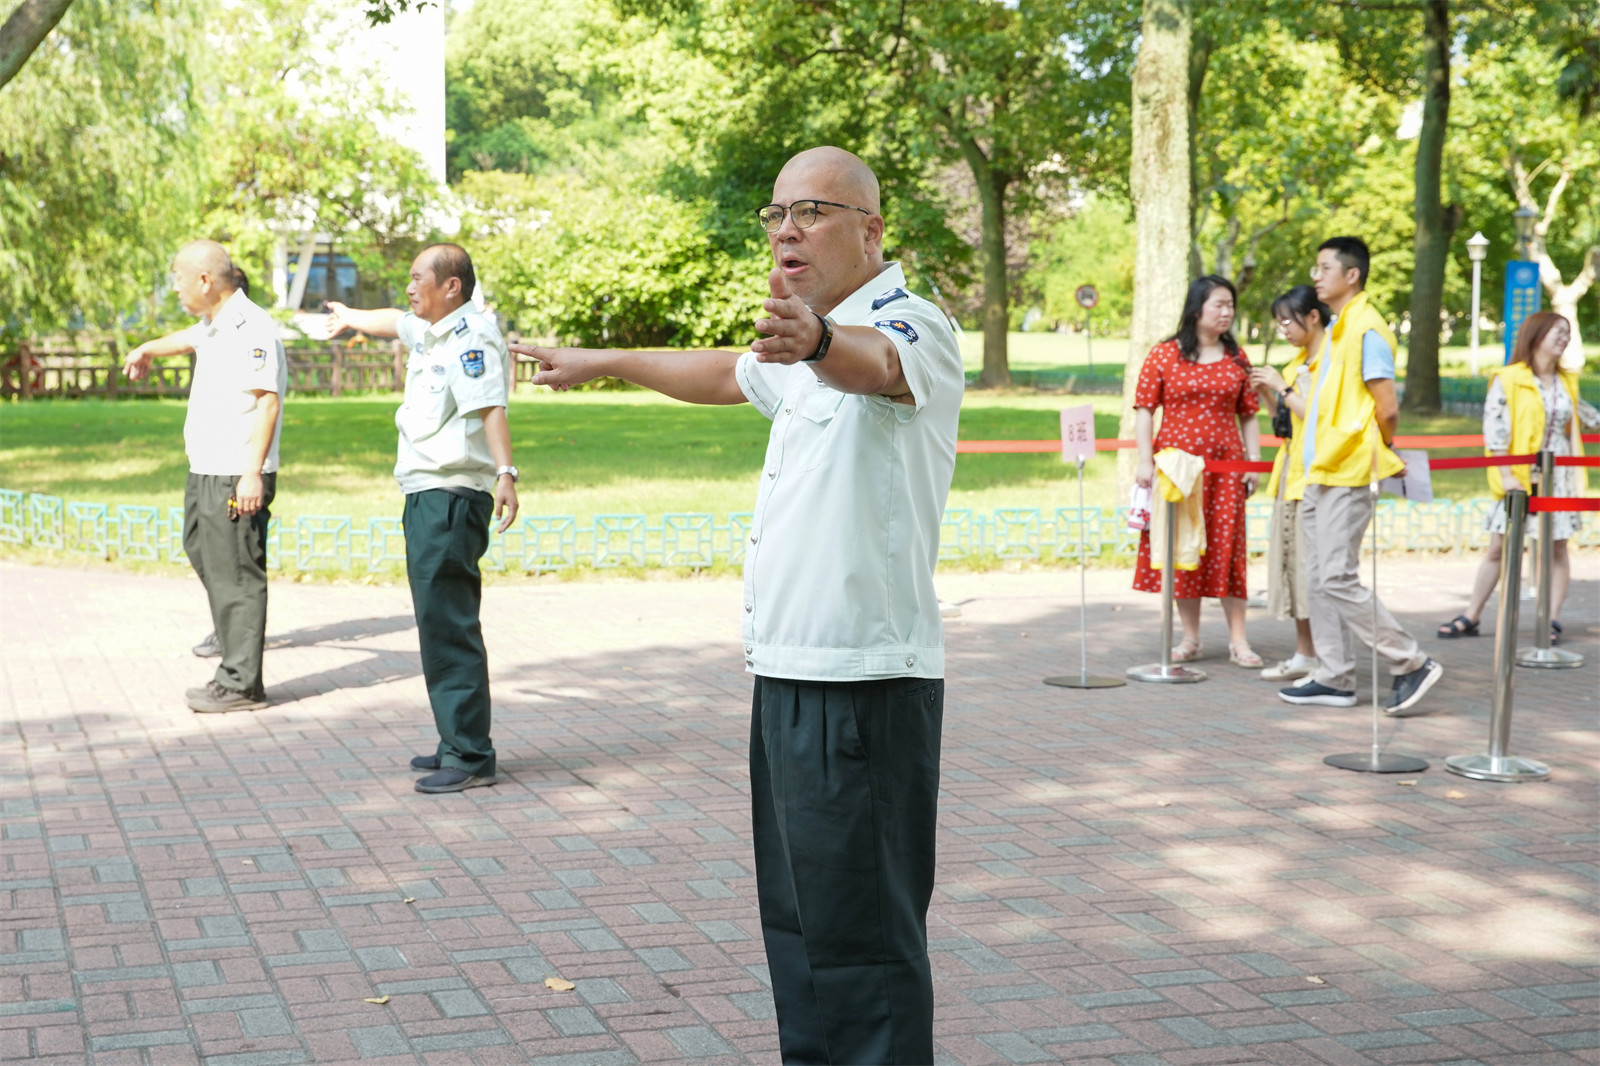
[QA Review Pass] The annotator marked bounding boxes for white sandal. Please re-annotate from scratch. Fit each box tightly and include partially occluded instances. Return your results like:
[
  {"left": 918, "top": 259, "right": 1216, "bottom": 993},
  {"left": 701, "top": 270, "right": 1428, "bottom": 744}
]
[
  {"left": 1229, "top": 642, "right": 1264, "bottom": 668},
  {"left": 1171, "top": 638, "right": 1203, "bottom": 662}
]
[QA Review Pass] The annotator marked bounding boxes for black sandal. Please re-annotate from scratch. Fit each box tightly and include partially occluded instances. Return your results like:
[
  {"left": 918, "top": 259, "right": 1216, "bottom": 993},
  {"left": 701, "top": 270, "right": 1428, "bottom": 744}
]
[
  {"left": 1438, "top": 615, "right": 1480, "bottom": 638},
  {"left": 1551, "top": 620, "right": 1563, "bottom": 646}
]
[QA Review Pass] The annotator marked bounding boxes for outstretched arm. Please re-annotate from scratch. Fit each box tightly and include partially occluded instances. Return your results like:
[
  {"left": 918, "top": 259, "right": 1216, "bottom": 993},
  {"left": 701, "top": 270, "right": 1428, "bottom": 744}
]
[
  {"left": 123, "top": 328, "right": 195, "bottom": 381},
  {"left": 750, "top": 268, "right": 909, "bottom": 400},
  {"left": 511, "top": 345, "right": 747, "bottom": 406},
  {"left": 325, "top": 301, "right": 404, "bottom": 339}
]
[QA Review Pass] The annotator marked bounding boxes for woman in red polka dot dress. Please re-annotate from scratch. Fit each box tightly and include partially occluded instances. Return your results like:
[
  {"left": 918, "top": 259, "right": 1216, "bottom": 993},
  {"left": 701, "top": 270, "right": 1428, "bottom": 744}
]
[{"left": 1133, "top": 275, "right": 1263, "bottom": 667}]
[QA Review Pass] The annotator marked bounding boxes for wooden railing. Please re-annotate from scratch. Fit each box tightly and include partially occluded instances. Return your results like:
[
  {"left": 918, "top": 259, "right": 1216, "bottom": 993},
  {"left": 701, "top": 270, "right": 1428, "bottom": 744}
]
[{"left": 1, "top": 341, "right": 409, "bottom": 399}]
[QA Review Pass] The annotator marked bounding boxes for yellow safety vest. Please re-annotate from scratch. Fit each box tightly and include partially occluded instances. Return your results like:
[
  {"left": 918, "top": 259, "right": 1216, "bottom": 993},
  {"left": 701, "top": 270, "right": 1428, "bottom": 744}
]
[
  {"left": 1306, "top": 291, "right": 1405, "bottom": 486},
  {"left": 1264, "top": 346, "right": 1310, "bottom": 501},
  {"left": 1487, "top": 361, "right": 1587, "bottom": 498}
]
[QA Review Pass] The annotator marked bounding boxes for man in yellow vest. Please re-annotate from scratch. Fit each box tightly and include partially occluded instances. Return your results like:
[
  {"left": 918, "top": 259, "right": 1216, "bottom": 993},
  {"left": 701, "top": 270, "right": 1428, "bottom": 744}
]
[{"left": 1270, "top": 237, "right": 1442, "bottom": 714}]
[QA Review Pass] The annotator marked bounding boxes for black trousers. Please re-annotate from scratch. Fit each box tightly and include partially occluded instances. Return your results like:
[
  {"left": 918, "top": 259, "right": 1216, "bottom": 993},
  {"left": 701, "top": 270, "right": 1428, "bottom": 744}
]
[
  {"left": 403, "top": 489, "right": 496, "bottom": 776},
  {"left": 184, "top": 472, "right": 275, "bottom": 697},
  {"left": 750, "top": 675, "right": 944, "bottom": 1065}
]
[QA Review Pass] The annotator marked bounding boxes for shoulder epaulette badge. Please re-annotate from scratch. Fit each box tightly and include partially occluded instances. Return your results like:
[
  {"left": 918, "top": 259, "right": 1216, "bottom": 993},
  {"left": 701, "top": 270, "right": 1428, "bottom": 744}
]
[{"left": 871, "top": 287, "right": 910, "bottom": 311}]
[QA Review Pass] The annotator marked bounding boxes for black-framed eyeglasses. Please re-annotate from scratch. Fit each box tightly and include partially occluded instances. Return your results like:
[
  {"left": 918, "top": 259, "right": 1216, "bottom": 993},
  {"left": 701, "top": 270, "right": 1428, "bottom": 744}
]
[{"left": 756, "top": 200, "right": 871, "bottom": 233}]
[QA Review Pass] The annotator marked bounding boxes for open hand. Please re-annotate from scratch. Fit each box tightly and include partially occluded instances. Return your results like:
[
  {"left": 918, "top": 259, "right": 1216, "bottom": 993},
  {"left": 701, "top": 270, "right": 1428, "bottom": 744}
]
[
  {"left": 750, "top": 268, "right": 822, "bottom": 364},
  {"left": 323, "top": 301, "right": 353, "bottom": 339},
  {"left": 509, "top": 344, "right": 595, "bottom": 391},
  {"left": 123, "top": 344, "right": 154, "bottom": 381}
]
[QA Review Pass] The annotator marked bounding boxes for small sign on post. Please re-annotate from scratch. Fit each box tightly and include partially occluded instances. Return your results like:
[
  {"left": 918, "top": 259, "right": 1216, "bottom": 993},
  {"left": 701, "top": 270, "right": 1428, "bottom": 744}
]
[
  {"left": 1075, "top": 285, "right": 1099, "bottom": 370},
  {"left": 1060, "top": 404, "right": 1095, "bottom": 462}
]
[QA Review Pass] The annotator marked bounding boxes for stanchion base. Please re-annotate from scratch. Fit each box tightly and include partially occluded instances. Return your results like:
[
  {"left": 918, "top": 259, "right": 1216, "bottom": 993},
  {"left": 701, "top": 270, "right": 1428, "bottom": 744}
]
[
  {"left": 1514, "top": 646, "right": 1585, "bottom": 669},
  {"left": 1324, "top": 751, "right": 1429, "bottom": 773},
  {"left": 1445, "top": 753, "right": 1551, "bottom": 782},
  {"left": 1044, "top": 674, "right": 1127, "bottom": 689},
  {"left": 1126, "top": 663, "right": 1206, "bottom": 683}
]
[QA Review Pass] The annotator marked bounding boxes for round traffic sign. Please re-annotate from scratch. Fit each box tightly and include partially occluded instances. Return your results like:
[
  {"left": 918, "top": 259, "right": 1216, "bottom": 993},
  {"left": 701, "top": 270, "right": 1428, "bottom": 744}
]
[{"left": 1075, "top": 284, "right": 1099, "bottom": 309}]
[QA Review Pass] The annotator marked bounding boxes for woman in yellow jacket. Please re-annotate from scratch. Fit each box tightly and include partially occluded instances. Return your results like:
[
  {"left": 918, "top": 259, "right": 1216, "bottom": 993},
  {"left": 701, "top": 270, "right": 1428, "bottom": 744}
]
[{"left": 1438, "top": 311, "right": 1587, "bottom": 644}]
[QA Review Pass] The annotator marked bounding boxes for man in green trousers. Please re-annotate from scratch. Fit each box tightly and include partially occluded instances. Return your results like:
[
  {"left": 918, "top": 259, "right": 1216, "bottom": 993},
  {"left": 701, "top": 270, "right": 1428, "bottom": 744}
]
[
  {"left": 124, "top": 240, "right": 286, "bottom": 713},
  {"left": 324, "top": 244, "right": 520, "bottom": 793}
]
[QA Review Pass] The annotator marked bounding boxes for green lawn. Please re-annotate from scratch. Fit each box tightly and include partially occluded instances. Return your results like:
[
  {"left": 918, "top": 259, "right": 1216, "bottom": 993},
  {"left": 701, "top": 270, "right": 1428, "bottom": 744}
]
[{"left": 0, "top": 387, "right": 1501, "bottom": 525}]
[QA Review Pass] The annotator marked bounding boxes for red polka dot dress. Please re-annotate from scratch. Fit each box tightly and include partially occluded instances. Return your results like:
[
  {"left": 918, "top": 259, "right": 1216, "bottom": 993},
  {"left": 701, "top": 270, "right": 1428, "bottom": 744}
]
[{"left": 1132, "top": 339, "right": 1258, "bottom": 599}]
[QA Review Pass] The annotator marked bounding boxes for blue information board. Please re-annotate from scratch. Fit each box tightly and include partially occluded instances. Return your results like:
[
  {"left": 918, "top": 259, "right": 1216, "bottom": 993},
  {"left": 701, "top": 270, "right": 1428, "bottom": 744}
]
[{"left": 1503, "top": 260, "right": 1541, "bottom": 362}]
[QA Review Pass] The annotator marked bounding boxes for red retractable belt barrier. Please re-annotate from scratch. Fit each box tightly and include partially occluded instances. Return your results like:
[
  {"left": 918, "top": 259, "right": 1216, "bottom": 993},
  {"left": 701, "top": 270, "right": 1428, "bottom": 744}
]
[
  {"left": 1203, "top": 459, "right": 1275, "bottom": 473},
  {"left": 1555, "top": 456, "right": 1600, "bottom": 467},
  {"left": 1426, "top": 453, "right": 1539, "bottom": 470},
  {"left": 1528, "top": 497, "right": 1600, "bottom": 513},
  {"left": 954, "top": 433, "right": 1600, "bottom": 455}
]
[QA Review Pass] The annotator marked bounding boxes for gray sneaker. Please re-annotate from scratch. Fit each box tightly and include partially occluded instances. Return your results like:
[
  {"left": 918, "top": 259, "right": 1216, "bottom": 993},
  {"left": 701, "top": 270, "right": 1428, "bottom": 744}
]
[
  {"left": 1385, "top": 658, "right": 1443, "bottom": 717},
  {"left": 414, "top": 768, "right": 497, "bottom": 793},
  {"left": 188, "top": 682, "right": 268, "bottom": 714},
  {"left": 192, "top": 632, "right": 220, "bottom": 658}
]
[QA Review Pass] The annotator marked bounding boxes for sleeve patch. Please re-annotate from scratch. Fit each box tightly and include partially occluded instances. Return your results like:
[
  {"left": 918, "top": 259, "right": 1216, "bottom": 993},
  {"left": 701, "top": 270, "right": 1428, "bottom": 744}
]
[
  {"left": 250, "top": 348, "right": 267, "bottom": 369},
  {"left": 871, "top": 287, "right": 910, "bottom": 311},
  {"left": 875, "top": 318, "right": 919, "bottom": 344},
  {"left": 460, "top": 349, "right": 486, "bottom": 378}
]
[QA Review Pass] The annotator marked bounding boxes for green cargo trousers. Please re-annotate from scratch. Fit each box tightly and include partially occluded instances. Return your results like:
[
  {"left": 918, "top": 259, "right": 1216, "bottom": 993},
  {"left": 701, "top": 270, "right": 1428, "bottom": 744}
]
[
  {"left": 183, "top": 472, "right": 275, "bottom": 698},
  {"left": 403, "top": 489, "right": 496, "bottom": 777}
]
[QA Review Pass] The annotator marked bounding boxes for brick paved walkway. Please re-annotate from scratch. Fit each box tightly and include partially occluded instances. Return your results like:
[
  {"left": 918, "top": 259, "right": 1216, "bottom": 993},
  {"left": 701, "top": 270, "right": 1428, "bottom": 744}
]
[{"left": 1, "top": 557, "right": 1595, "bottom": 1065}]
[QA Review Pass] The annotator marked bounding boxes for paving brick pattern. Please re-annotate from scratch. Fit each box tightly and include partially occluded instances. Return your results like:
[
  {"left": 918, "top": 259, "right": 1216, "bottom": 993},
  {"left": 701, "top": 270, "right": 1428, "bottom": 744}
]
[{"left": 1, "top": 557, "right": 1595, "bottom": 1065}]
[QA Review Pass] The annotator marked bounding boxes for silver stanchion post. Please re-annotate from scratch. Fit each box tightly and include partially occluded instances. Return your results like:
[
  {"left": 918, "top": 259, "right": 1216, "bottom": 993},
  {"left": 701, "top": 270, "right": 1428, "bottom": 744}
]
[
  {"left": 1046, "top": 454, "right": 1125, "bottom": 689},
  {"left": 1516, "top": 451, "right": 1582, "bottom": 669},
  {"left": 1449, "top": 489, "right": 1551, "bottom": 781},
  {"left": 1324, "top": 484, "right": 1428, "bottom": 774},
  {"left": 1127, "top": 498, "right": 1205, "bottom": 683}
]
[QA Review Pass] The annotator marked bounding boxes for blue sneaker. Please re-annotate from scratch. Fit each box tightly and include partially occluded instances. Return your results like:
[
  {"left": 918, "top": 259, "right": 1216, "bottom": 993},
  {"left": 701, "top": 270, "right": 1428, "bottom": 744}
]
[
  {"left": 1385, "top": 658, "right": 1443, "bottom": 717},
  {"left": 1278, "top": 677, "right": 1357, "bottom": 707}
]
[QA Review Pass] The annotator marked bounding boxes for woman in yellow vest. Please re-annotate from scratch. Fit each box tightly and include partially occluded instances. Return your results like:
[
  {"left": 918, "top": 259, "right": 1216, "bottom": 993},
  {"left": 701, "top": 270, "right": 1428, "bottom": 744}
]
[
  {"left": 1251, "top": 286, "right": 1329, "bottom": 682},
  {"left": 1438, "top": 311, "right": 1587, "bottom": 644}
]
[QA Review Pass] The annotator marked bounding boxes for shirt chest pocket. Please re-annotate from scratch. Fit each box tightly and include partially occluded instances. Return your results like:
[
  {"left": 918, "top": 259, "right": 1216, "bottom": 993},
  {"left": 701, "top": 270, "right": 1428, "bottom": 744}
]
[
  {"left": 403, "top": 365, "right": 454, "bottom": 434},
  {"left": 790, "top": 388, "right": 845, "bottom": 473}
]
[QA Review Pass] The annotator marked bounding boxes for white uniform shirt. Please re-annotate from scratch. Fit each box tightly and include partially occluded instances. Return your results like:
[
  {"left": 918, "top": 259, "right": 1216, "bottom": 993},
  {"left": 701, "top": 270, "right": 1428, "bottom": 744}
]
[
  {"left": 184, "top": 289, "right": 288, "bottom": 476},
  {"left": 394, "top": 305, "right": 511, "bottom": 495},
  {"left": 734, "top": 262, "right": 964, "bottom": 681}
]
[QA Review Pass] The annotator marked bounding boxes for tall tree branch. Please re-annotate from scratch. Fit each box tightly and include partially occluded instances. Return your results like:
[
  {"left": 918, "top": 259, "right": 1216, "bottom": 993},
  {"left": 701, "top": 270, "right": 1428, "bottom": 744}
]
[{"left": 0, "top": 0, "right": 73, "bottom": 91}]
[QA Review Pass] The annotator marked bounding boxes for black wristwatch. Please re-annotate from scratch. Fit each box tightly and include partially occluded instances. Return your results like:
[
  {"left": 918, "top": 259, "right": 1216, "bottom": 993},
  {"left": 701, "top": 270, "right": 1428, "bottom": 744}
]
[{"left": 801, "top": 313, "right": 834, "bottom": 363}]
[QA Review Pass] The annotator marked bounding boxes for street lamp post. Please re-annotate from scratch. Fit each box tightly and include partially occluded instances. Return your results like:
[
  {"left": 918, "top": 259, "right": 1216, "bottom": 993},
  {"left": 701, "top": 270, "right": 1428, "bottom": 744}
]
[
  {"left": 1467, "top": 231, "right": 1489, "bottom": 376},
  {"left": 1513, "top": 206, "right": 1538, "bottom": 261}
]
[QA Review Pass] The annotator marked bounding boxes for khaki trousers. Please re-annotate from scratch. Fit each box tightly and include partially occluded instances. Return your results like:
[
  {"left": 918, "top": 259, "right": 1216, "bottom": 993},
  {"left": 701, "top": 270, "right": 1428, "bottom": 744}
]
[{"left": 1300, "top": 483, "right": 1426, "bottom": 691}]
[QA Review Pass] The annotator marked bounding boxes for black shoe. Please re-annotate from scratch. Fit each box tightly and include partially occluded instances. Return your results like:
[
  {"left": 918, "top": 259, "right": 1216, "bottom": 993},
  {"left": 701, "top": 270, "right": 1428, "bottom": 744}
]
[
  {"left": 1386, "top": 658, "right": 1443, "bottom": 717},
  {"left": 188, "top": 681, "right": 268, "bottom": 714},
  {"left": 414, "top": 768, "right": 496, "bottom": 793},
  {"left": 192, "top": 632, "right": 220, "bottom": 658},
  {"left": 1277, "top": 678, "right": 1357, "bottom": 707},
  {"left": 410, "top": 754, "right": 441, "bottom": 771}
]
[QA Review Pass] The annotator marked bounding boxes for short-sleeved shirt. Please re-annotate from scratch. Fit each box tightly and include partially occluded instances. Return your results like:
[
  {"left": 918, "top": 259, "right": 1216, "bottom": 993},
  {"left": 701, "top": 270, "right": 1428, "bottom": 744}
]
[
  {"left": 184, "top": 288, "right": 288, "bottom": 476},
  {"left": 1133, "top": 339, "right": 1258, "bottom": 459},
  {"left": 733, "top": 261, "right": 964, "bottom": 682},
  {"left": 394, "top": 305, "right": 511, "bottom": 495},
  {"left": 1302, "top": 325, "right": 1393, "bottom": 481}
]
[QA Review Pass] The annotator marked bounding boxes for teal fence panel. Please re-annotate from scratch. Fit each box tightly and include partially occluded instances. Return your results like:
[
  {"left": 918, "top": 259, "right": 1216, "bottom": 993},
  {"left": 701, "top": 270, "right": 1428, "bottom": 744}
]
[
  {"left": 662, "top": 513, "right": 716, "bottom": 568},
  {"left": 593, "top": 514, "right": 647, "bottom": 568},
  {"left": 367, "top": 518, "right": 406, "bottom": 571},
  {"left": 993, "top": 508, "right": 1042, "bottom": 561},
  {"left": 727, "top": 512, "right": 755, "bottom": 566},
  {"left": 296, "top": 516, "right": 351, "bottom": 570},
  {"left": 66, "top": 502, "right": 107, "bottom": 555},
  {"left": 940, "top": 509, "right": 973, "bottom": 561},
  {"left": 1052, "top": 507, "right": 1102, "bottom": 561},
  {"left": 167, "top": 507, "right": 188, "bottom": 563},
  {"left": 117, "top": 504, "right": 162, "bottom": 562},
  {"left": 522, "top": 516, "right": 577, "bottom": 572},
  {"left": 0, "top": 489, "right": 23, "bottom": 544},
  {"left": 29, "top": 494, "right": 64, "bottom": 550}
]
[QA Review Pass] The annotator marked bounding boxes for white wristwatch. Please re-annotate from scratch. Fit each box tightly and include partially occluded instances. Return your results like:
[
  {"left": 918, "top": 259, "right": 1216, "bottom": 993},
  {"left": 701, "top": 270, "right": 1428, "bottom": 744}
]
[{"left": 495, "top": 465, "right": 519, "bottom": 483}]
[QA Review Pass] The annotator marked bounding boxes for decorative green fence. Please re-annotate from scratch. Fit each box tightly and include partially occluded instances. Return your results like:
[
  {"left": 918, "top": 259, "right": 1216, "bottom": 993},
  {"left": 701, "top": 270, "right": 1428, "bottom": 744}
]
[{"left": 2, "top": 488, "right": 1589, "bottom": 572}]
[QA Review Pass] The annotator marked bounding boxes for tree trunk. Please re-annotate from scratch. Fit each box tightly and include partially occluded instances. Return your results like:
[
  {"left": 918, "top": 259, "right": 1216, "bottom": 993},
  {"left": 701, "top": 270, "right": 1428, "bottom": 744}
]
[
  {"left": 1187, "top": 30, "right": 1212, "bottom": 280},
  {"left": 0, "top": 0, "right": 73, "bottom": 90},
  {"left": 960, "top": 137, "right": 1012, "bottom": 388},
  {"left": 1120, "top": 0, "right": 1192, "bottom": 491},
  {"left": 1402, "top": 0, "right": 1452, "bottom": 415}
]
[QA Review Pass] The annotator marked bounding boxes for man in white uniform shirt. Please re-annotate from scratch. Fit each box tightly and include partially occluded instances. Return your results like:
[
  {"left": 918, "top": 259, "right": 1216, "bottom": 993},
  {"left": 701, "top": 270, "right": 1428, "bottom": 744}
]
[
  {"left": 124, "top": 240, "right": 287, "bottom": 713},
  {"left": 515, "top": 147, "right": 963, "bottom": 1065},
  {"left": 324, "top": 244, "right": 521, "bottom": 794}
]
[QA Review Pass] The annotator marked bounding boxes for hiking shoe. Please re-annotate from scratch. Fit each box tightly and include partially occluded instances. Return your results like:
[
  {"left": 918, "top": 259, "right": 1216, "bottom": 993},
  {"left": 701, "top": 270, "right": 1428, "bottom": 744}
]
[
  {"left": 1385, "top": 658, "right": 1443, "bottom": 717},
  {"left": 1261, "top": 654, "right": 1315, "bottom": 682},
  {"left": 414, "top": 768, "right": 497, "bottom": 794},
  {"left": 1278, "top": 678, "right": 1357, "bottom": 707},
  {"left": 188, "top": 682, "right": 268, "bottom": 714},
  {"left": 192, "top": 632, "right": 220, "bottom": 658},
  {"left": 410, "top": 754, "right": 441, "bottom": 771}
]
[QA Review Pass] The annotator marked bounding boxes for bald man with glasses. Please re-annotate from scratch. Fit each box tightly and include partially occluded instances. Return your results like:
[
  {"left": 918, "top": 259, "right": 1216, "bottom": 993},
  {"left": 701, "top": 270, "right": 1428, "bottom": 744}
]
[{"left": 514, "top": 146, "right": 964, "bottom": 1064}]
